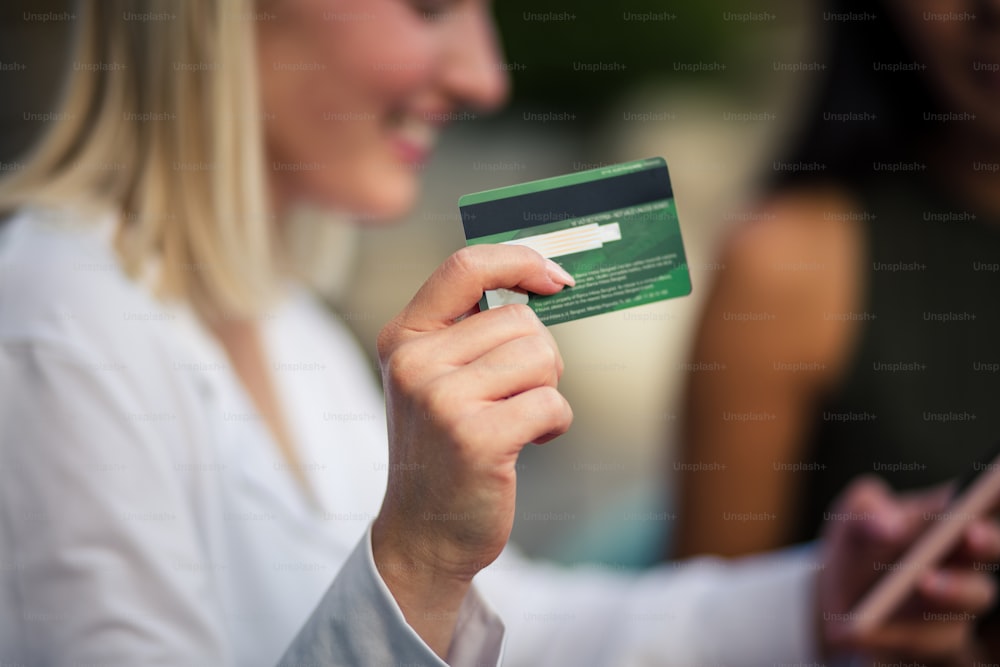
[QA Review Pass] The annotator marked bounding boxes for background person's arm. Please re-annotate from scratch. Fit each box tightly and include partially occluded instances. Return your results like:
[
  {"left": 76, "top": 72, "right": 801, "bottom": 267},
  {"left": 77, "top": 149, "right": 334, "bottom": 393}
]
[{"left": 673, "top": 191, "right": 864, "bottom": 558}]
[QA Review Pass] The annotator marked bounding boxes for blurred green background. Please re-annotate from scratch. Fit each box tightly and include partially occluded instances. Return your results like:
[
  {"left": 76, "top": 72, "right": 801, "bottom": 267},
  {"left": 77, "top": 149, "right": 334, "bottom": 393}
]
[
  {"left": 495, "top": 0, "right": 788, "bottom": 113},
  {"left": 1, "top": 0, "right": 802, "bottom": 158}
]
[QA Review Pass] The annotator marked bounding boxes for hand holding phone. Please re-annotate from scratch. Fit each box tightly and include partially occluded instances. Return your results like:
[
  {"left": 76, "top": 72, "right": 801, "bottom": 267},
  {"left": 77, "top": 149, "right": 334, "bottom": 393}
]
[{"left": 847, "top": 443, "right": 1000, "bottom": 637}]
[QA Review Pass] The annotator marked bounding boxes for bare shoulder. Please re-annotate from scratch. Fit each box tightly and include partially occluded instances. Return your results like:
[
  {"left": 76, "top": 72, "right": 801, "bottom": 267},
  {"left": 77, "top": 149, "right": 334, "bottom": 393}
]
[
  {"left": 709, "top": 186, "right": 866, "bottom": 377},
  {"left": 719, "top": 186, "right": 864, "bottom": 301}
]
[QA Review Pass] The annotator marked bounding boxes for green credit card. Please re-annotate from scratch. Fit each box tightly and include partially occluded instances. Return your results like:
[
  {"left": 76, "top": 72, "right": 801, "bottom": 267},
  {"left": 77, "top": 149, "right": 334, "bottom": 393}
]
[{"left": 459, "top": 157, "right": 692, "bottom": 326}]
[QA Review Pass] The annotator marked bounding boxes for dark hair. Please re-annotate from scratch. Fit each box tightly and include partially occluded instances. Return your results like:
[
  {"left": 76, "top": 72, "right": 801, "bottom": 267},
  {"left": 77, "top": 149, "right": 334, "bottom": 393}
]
[{"left": 770, "top": 0, "right": 944, "bottom": 191}]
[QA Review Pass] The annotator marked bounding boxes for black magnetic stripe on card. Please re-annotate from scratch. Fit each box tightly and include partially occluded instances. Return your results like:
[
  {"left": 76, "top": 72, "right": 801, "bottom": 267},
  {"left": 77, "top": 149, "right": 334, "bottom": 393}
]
[{"left": 460, "top": 165, "right": 673, "bottom": 240}]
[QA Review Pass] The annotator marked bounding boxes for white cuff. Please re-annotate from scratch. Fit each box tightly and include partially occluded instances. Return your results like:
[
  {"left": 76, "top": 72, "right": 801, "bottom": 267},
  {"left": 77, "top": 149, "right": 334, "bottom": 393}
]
[{"left": 278, "top": 524, "right": 506, "bottom": 666}]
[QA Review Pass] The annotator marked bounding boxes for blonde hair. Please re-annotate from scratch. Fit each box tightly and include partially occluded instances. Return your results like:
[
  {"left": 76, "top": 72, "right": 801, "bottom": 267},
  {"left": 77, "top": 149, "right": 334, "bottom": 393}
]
[
  {"left": 0, "top": 0, "right": 277, "bottom": 318},
  {"left": 0, "top": 0, "right": 354, "bottom": 502}
]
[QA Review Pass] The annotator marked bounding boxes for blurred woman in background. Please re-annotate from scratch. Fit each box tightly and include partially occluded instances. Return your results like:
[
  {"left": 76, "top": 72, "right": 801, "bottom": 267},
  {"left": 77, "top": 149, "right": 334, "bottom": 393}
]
[{"left": 676, "top": 0, "right": 1000, "bottom": 655}]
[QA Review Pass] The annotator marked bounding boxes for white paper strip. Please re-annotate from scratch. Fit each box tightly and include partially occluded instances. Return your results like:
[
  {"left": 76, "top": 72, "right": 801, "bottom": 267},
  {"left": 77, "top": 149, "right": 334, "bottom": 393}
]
[
  {"left": 482, "top": 223, "right": 622, "bottom": 310},
  {"left": 501, "top": 222, "right": 622, "bottom": 259}
]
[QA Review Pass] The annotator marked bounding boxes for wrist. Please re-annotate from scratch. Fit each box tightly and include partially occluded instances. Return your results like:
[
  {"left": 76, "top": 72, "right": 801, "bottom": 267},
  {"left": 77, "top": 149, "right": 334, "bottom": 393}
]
[
  {"left": 371, "top": 512, "right": 474, "bottom": 658},
  {"left": 372, "top": 515, "right": 474, "bottom": 583}
]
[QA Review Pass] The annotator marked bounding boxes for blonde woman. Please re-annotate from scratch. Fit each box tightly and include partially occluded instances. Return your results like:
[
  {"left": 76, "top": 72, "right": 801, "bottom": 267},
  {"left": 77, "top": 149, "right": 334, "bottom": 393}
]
[{"left": 0, "top": 1, "right": 997, "bottom": 666}]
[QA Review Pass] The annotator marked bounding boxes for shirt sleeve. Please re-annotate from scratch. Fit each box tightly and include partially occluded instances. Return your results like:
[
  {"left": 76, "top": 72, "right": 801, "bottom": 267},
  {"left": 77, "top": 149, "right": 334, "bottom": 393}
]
[
  {"left": 0, "top": 341, "right": 505, "bottom": 667},
  {"left": 278, "top": 524, "right": 506, "bottom": 667},
  {"left": 0, "top": 340, "right": 232, "bottom": 666},
  {"left": 475, "top": 542, "right": 820, "bottom": 666}
]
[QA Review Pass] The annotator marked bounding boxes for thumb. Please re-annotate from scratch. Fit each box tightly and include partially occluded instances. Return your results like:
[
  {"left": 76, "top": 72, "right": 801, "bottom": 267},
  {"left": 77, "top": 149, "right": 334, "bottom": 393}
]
[{"left": 400, "top": 245, "right": 574, "bottom": 332}]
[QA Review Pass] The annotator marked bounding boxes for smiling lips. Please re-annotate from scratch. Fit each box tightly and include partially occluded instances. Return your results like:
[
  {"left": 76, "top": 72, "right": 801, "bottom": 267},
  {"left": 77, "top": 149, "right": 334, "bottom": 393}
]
[{"left": 390, "top": 114, "right": 440, "bottom": 165}]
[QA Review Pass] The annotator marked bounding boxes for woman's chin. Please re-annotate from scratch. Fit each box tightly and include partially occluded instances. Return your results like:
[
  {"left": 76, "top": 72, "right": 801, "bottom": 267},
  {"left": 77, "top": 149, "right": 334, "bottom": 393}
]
[
  {"left": 293, "top": 168, "right": 421, "bottom": 225},
  {"left": 345, "top": 185, "right": 420, "bottom": 225}
]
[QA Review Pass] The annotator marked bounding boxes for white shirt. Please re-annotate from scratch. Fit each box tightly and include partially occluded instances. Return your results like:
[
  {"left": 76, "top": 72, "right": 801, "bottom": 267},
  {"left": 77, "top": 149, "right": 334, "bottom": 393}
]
[{"left": 0, "top": 207, "right": 820, "bottom": 666}]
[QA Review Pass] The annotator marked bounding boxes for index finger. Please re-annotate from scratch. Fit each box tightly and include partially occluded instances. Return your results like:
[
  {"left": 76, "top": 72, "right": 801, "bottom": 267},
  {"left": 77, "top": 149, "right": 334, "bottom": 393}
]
[{"left": 399, "top": 245, "right": 575, "bottom": 332}]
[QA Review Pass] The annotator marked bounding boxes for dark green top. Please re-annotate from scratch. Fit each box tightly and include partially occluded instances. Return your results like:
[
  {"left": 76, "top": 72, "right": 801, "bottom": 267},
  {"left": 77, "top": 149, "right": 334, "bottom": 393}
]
[{"left": 795, "top": 175, "right": 1000, "bottom": 542}]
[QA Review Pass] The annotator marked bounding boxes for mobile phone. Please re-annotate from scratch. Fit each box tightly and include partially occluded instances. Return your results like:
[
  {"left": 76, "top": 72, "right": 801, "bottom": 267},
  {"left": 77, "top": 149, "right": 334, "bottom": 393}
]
[{"left": 847, "top": 442, "right": 1000, "bottom": 636}]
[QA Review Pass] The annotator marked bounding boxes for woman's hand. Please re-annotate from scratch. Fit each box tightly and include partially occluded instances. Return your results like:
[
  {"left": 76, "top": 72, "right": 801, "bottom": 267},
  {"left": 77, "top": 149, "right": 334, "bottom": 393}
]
[
  {"left": 818, "top": 476, "right": 1000, "bottom": 665},
  {"left": 371, "top": 244, "right": 575, "bottom": 656}
]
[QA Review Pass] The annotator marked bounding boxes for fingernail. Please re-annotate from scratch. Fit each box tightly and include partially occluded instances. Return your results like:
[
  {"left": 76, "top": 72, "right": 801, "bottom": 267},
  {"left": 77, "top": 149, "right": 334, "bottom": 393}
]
[
  {"left": 545, "top": 259, "right": 575, "bottom": 287},
  {"left": 968, "top": 521, "right": 989, "bottom": 550},
  {"left": 923, "top": 570, "right": 948, "bottom": 593},
  {"left": 874, "top": 507, "right": 905, "bottom": 541},
  {"left": 969, "top": 520, "right": 1000, "bottom": 553}
]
